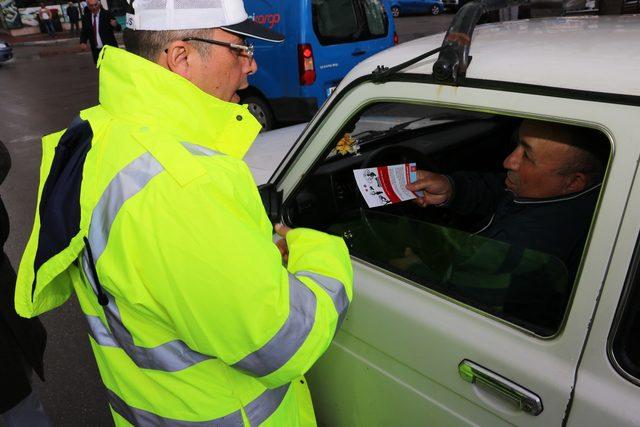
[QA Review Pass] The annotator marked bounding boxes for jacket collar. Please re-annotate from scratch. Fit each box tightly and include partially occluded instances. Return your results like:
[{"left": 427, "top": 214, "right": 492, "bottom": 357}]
[
  {"left": 511, "top": 183, "right": 601, "bottom": 205},
  {"left": 96, "top": 46, "right": 260, "bottom": 159}
]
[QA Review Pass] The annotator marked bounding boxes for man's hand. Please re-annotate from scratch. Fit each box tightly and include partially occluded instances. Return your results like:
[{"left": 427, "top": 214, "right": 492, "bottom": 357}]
[
  {"left": 109, "top": 18, "right": 117, "bottom": 27},
  {"left": 80, "top": 42, "right": 88, "bottom": 51},
  {"left": 406, "top": 170, "right": 453, "bottom": 207},
  {"left": 274, "top": 223, "right": 291, "bottom": 263}
]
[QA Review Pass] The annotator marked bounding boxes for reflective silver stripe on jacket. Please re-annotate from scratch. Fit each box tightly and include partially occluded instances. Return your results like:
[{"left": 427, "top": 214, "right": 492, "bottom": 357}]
[
  {"left": 83, "top": 145, "right": 221, "bottom": 371},
  {"left": 232, "top": 271, "right": 348, "bottom": 377},
  {"left": 85, "top": 314, "right": 118, "bottom": 348},
  {"left": 88, "top": 152, "right": 163, "bottom": 262},
  {"left": 181, "top": 141, "right": 221, "bottom": 157},
  {"left": 107, "top": 383, "right": 291, "bottom": 427},
  {"left": 82, "top": 251, "right": 213, "bottom": 371},
  {"left": 297, "top": 271, "right": 349, "bottom": 328},
  {"left": 88, "top": 143, "right": 218, "bottom": 262},
  {"left": 232, "top": 274, "right": 316, "bottom": 377}
]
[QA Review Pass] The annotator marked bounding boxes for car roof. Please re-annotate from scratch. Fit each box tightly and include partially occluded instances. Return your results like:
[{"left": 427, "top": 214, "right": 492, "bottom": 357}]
[{"left": 344, "top": 15, "right": 640, "bottom": 97}]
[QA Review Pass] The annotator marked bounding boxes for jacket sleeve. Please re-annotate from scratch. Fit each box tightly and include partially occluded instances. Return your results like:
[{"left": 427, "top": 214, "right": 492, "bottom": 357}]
[
  {"left": 79, "top": 14, "right": 89, "bottom": 44},
  {"left": 446, "top": 171, "right": 506, "bottom": 216},
  {"left": 128, "top": 160, "right": 353, "bottom": 389}
]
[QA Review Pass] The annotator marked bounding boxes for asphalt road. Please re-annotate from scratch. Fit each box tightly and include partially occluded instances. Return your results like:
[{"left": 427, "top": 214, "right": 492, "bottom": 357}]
[{"left": 0, "top": 13, "right": 453, "bottom": 426}]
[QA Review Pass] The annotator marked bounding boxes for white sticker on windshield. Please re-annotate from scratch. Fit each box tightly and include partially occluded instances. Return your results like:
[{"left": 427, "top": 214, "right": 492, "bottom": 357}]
[{"left": 353, "top": 163, "right": 420, "bottom": 208}]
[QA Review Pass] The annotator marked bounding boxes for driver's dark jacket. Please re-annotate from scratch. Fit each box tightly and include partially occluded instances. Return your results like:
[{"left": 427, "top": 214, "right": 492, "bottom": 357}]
[
  {"left": 443, "top": 171, "right": 599, "bottom": 333},
  {"left": 447, "top": 172, "right": 600, "bottom": 281}
]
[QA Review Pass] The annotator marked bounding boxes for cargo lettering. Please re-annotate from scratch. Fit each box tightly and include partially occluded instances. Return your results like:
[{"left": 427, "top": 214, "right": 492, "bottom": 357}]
[{"left": 249, "top": 12, "right": 281, "bottom": 29}]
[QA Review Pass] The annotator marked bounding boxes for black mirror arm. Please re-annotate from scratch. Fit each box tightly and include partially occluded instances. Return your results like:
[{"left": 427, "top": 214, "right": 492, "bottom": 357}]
[{"left": 258, "top": 183, "right": 284, "bottom": 225}]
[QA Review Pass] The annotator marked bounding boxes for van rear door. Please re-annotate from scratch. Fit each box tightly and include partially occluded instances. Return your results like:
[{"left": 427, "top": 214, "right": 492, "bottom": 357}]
[{"left": 306, "top": 0, "right": 395, "bottom": 104}]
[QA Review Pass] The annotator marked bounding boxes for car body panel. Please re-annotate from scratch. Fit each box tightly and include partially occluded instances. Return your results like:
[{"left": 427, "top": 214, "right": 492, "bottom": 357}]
[
  {"left": 567, "top": 169, "right": 640, "bottom": 426},
  {"left": 341, "top": 16, "right": 640, "bottom": 97},
  {"left": 245, "top": 123, "right": 307, "bottom": 185}
]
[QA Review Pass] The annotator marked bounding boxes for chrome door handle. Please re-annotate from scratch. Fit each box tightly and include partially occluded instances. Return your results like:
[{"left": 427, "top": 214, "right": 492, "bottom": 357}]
[{"left": 458, "top": 360, "right": 543, "bottom": 416}]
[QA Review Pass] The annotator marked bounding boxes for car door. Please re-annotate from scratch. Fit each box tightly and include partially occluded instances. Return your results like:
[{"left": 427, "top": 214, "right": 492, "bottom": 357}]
[
  {"left": 565, "top": 155, "right": 640, "bottom": 426},
  {"left": 266, "top": 79, "right": 637, "bottom": 426}
]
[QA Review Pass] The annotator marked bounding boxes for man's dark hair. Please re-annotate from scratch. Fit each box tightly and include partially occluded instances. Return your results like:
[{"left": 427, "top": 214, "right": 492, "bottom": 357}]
[
  {"left": 123, "top": 28, "right": 214, "bottom": 62},
  {"left": 523, "top": 120, "right": 610, "bottom": 187}
]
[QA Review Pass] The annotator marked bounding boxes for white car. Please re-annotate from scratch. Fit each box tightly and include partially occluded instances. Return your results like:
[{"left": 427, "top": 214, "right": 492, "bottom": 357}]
[{"left": 248, "top": 6, "right": 640, "bottom": 426}]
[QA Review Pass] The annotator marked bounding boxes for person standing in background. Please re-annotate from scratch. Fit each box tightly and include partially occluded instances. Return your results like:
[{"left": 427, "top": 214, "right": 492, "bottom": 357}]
[
  {"left": 0, "top": 140, "right": 49, "bottom": 427},
  {"left": 79, "top": 0, "right": 120, "bottom": 64},
  {"left": 37, "top": 3, "right": 55, "bottom": 37},
  {"left": 67, "top": 2, "right": 80, "bottom": 36}
]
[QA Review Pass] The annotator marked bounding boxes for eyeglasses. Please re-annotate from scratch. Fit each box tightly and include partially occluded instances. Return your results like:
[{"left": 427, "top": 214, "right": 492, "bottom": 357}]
[{"left": 164, "top": 37, "right": 254, "bottom": 61}]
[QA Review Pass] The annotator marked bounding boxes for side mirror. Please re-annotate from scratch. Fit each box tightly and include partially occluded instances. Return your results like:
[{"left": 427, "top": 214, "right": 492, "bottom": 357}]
[{"left": 258, "top": 183, "right": 283, "bottom": 224}]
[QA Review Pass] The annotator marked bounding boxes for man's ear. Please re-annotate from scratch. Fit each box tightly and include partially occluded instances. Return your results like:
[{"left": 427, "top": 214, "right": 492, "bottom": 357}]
[
  {"left": 163, "top": 41, "right": 193, "bottom": 80},
  {"left": 565, "top": 172, "right": 588, "bottom": 194}
]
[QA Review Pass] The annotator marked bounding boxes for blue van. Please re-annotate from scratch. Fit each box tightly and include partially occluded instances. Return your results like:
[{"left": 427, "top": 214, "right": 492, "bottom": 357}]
[{"left": 240, "top": 0, "right": 397, "bottom": 130}]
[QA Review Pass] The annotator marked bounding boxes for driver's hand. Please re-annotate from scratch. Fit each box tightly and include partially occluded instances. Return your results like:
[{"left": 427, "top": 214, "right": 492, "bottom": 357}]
[{"left": 406, "top": 170, "right": 453, "bottom": 207}]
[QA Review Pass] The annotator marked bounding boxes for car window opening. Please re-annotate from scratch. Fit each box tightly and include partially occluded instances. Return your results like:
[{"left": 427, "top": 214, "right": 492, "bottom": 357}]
[{"left": 284, "top": 102, "right": 611, "bottom": 337}]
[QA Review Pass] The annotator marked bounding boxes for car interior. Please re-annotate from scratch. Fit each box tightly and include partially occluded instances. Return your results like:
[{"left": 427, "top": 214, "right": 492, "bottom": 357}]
[{"left": 282, "top": 102, "right": 609, "bottom": 337}]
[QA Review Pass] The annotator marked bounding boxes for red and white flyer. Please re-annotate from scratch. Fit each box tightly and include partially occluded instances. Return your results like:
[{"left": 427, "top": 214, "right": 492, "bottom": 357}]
[{"left": 353, "top": 163, "right": 420, "bottom": 208}]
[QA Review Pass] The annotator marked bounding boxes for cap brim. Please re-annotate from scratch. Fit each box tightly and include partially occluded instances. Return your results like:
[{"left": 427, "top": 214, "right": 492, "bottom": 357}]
[{"left": 221, "top": 19, "right": 284, "bottom": 43}]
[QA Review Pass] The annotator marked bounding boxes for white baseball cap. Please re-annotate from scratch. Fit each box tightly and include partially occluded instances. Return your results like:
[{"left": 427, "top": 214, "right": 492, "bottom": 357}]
[{"left": 126, "top": 0, "right": 284, "bottom": 42}]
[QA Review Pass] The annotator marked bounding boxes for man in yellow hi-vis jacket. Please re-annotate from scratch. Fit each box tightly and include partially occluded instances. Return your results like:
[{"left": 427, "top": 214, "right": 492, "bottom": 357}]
[{"left": 14, "top": 0, "right": 353, "bottom": 425}]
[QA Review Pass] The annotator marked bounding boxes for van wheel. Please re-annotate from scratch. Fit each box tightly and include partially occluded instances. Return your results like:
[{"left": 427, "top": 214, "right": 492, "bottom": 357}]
[
  {"left": 244, "top": 96, "right": 274, "bottom": 132},
  {"left": 431, "top": 4, "right": 441, "bottom": 14},
  {"left": 391, "top": 6, "right": 401, "bottom": 17}
]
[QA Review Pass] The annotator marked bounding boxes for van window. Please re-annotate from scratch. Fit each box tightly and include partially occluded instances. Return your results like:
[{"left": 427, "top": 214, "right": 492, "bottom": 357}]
[
  {"left": 285, "top": 103, "right": 610, "bottom": 336},
  {"left": 312, "top": 0, "right": 390, "bottom": 45},
  {"left": 361, "top": 0, "right": 387, "bottom": 36}
]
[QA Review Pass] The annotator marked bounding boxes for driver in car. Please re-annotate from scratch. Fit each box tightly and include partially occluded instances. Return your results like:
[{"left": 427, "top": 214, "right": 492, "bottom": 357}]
[{"left": 406, "top": 119, "right": 608, "bottom": 285}]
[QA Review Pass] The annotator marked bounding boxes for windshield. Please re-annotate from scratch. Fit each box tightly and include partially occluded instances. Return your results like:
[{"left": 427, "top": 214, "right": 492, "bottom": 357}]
[{"left": 326, "top": 103, "right": 494, "bottom": 159}]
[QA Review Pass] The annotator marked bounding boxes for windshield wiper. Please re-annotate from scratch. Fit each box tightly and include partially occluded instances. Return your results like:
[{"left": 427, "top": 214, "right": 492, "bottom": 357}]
[{"left": 352, "top": 116, "right": 432, "bottom": 142}]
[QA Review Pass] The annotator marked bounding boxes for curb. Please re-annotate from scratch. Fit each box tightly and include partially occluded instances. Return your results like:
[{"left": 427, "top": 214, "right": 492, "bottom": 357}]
[
  {"left": 13, "top": 35, "right": 124, "bottom": 48},
  {"left": 13, "top": 37, "right": 76, "bottom": 47}
]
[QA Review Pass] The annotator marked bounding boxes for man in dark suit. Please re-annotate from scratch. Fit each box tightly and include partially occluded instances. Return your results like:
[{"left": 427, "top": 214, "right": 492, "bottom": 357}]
[
  {"left": 79, "top": 0, "right": 121, "bottom": 64},
  {"left": 0, "top": 140, "right": 49, "bottom": 426},
  {"left": 67, "top": 1, "right": 80, "bottom": 36}
]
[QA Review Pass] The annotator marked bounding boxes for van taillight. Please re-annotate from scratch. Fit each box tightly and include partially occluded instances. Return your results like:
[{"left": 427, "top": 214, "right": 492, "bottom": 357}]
[
  {"left": 298, "top": 44, "right": 316, "bottom": 85},
  {"left": 393, "top": 31, "right": 399, "bottom": 45}
]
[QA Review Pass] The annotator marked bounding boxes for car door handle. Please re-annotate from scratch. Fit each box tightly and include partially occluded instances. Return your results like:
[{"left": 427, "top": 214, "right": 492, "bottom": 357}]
[
  {"left": 458, "top": 360, "right": 543, "bottom": 416},
  {"left": 352, "top": 49, "right": 366, "bottom": 56}
]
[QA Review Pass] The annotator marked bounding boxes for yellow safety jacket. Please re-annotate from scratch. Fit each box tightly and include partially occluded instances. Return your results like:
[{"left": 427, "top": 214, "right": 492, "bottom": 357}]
[{"left": 15, "top": 46, "right": 353, "bottom": 426}]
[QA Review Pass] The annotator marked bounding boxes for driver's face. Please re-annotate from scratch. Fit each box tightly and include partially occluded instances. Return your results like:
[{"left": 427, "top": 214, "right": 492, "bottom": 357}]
[{"left": 503, "top": 122, "right": 576, "bottom": 199}]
